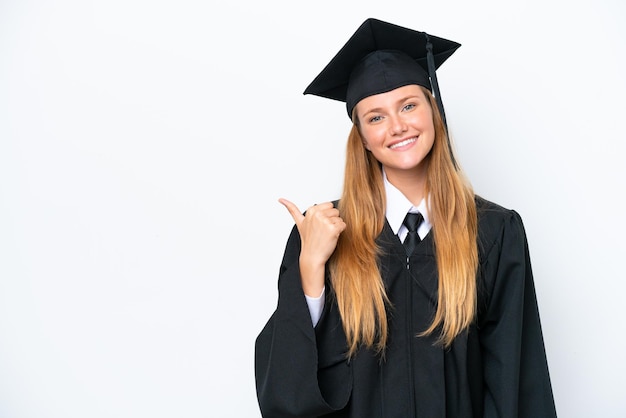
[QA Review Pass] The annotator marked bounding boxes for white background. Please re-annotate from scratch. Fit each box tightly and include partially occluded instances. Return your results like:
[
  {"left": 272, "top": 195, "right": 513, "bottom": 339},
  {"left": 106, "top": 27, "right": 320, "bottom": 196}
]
[{"left": 1, "top": 0, "right": 624, "bottom": 417}]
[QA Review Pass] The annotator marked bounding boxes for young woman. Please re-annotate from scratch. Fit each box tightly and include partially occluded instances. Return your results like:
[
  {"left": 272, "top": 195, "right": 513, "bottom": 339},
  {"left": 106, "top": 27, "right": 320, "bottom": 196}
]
[{"left": 255, "top": 18, "right": 557, "bottom": 418}]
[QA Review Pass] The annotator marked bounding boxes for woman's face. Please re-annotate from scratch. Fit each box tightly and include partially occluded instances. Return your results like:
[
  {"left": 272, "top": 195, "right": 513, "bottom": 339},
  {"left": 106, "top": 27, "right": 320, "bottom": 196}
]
[{"left": 355, "top": 84, "right": 435, "bottom": 178}]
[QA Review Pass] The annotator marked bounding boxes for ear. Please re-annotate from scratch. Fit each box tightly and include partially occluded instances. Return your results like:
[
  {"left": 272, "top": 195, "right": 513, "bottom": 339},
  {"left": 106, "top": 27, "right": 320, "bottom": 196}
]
[{"left": 362, "top": 138, "right": 371, "bottom": 151}]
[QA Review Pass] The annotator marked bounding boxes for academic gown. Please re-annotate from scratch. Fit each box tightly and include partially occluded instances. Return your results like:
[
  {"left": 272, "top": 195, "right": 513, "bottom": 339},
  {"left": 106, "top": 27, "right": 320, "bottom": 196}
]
[{"left": 255, "top": 197, "right": 557, "bottom": 417}]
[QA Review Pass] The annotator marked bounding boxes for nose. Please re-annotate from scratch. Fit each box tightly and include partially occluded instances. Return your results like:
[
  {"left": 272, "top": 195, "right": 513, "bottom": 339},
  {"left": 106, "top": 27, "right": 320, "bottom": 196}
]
[{"left": 389, "top": 114, "right": 407, "bottom": 135}]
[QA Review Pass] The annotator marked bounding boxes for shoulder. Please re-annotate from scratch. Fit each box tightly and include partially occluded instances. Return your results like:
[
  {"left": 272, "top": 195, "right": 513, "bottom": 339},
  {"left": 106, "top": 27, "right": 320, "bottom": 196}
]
[
  {"left": 475, "top": 194, "right": 520, "bottom": 227},
  {"left": 475, "top": 194, "right": 514, "bottom": 215},
  {"left": 475, "top": 195, "right": 526, "bottom": 258}
]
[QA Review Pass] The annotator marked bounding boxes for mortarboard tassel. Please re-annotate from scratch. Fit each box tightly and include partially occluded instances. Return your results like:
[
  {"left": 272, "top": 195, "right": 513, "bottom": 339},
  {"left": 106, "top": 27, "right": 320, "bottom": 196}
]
[{"left": 425, "top": 33, "right": 458, "bottom": 170}]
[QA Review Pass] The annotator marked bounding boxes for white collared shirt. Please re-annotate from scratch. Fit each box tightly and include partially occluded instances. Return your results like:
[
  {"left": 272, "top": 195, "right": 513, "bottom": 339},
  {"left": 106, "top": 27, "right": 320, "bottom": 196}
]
[{"left": 384, "top": 172, "right": 432, "bottom": 242}]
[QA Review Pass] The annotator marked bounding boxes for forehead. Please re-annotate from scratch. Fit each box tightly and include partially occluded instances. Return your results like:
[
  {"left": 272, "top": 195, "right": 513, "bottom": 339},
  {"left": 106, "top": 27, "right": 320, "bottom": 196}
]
[{"left": 355, "top": 84, "right": 428, "bottom": 111}]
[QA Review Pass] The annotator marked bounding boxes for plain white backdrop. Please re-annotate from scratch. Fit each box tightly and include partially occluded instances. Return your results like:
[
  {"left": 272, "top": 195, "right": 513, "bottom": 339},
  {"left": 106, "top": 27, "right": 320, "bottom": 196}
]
[{"left": 1, "top": 0, "right": 624, "bottom": 417}]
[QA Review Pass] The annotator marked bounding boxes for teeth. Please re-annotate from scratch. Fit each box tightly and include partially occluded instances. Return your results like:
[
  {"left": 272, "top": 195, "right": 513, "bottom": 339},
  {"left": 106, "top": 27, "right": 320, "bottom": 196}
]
[{"left": 389, "top": 137, "right": 416, "bottom": 149}]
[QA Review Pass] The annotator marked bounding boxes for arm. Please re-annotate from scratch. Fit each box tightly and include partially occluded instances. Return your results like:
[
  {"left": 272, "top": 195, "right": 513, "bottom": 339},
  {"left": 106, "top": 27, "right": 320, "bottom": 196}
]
[
  {"left": 305, "top": 287, "right": 325, "bottom": 327},
  {"left": 478, "top": 211, "right": 557, "bottom": 418},
  {"left": 255, "top": 201, "right": 351, "bottom": 417}
]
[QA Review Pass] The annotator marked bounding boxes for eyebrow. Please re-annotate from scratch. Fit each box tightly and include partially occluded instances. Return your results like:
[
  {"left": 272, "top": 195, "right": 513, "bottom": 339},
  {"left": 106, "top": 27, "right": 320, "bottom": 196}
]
[{"left": 359, "top": 94, "right": 423, "bottom": 118}]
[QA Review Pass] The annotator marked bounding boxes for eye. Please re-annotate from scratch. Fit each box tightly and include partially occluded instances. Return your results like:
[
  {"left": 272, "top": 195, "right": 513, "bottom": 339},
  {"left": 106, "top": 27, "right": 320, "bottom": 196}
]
[
  {"left": 368, "top": 115, "right": 383, "bottom": 123},
  {"left": 402, "top": 103, "right": 416, "bottom": 112}
]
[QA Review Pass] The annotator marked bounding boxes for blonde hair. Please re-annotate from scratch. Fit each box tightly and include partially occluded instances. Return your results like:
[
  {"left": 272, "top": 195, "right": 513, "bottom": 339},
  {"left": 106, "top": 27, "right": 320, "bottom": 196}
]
[{"left": 329, "top": 86, "right": 478, "bottom": 357}]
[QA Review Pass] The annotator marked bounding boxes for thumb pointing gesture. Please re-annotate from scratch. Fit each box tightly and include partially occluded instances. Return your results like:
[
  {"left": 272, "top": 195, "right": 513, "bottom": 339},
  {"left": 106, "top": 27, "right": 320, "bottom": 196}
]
[
  {"left": 278, "top": 198, "right": 305, "bottom": 227},
  {"left": 278, "top": 197, "right": 346, "bottom": 265},
  {"left": 278, "top": 198, "right": 346, "bottom": 297}
]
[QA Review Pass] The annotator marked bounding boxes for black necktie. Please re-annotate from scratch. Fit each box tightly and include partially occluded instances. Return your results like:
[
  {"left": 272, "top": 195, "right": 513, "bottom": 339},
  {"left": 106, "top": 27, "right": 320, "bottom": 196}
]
[{"left": 402, "top": 212, "right": 423, "bottom": 256}]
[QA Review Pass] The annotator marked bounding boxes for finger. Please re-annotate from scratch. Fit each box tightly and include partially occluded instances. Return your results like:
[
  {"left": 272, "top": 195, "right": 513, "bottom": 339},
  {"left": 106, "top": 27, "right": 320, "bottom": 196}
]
[
  {"left": 278, "top": 198, "right": 305, "bottom": 225},
  {"left": 319, "top": 206, "right": 341, "bottom": 220},
  {"left": 306, "top": 202, "right": 335, "bottom": 217}
]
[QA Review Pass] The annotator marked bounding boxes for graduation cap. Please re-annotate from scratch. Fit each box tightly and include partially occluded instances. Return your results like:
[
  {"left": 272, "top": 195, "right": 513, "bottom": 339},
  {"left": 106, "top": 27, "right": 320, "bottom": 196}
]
[{"left": 304, "top": 18, "right": 461, "bottom": 165}]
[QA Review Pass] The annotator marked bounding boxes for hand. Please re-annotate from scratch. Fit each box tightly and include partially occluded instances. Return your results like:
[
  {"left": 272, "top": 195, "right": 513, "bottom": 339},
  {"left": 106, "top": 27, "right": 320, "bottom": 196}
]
[{"left": 279, "top": 198, "right": 346, "bottom": 296}]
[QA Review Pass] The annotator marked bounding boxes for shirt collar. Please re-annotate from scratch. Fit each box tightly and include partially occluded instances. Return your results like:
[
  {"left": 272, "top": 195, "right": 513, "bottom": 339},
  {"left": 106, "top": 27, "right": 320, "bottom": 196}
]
[{"left": 383, "top": 169, "right": 432, "bottom": 236}]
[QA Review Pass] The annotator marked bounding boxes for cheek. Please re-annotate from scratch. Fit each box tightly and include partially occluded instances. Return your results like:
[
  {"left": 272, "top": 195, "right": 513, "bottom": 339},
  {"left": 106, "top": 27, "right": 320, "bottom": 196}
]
[{"left": 360, "top": 127, "right": 385, "bottom": 149}]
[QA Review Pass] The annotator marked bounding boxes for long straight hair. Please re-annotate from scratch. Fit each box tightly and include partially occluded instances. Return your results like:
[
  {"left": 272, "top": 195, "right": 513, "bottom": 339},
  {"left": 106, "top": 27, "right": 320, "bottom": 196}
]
[{"left": 328, "top": 86, "right": 478, "bottom": 357}]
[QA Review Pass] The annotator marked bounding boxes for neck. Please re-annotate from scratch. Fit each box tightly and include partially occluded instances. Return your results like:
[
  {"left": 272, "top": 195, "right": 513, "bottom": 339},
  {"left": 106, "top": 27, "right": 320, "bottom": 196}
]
[{"left": 384, "top": 164, "right": 427, "bottom": 206}]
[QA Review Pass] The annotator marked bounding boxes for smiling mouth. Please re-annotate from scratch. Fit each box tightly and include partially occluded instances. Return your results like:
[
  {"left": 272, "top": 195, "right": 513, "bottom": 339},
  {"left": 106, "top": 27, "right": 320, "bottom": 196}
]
[{"left": 389, "top": 137, "right": 417, "bottom": 149}]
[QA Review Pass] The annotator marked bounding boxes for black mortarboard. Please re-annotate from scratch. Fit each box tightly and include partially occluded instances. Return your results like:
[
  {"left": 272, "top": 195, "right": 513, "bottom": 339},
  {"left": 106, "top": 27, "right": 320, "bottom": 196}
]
[
  {"left": 304, "top": 18, "right": 460, "bottom": 121},
  {"left": 304, "top": 18, "right": 461, "bottom": 166}
]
